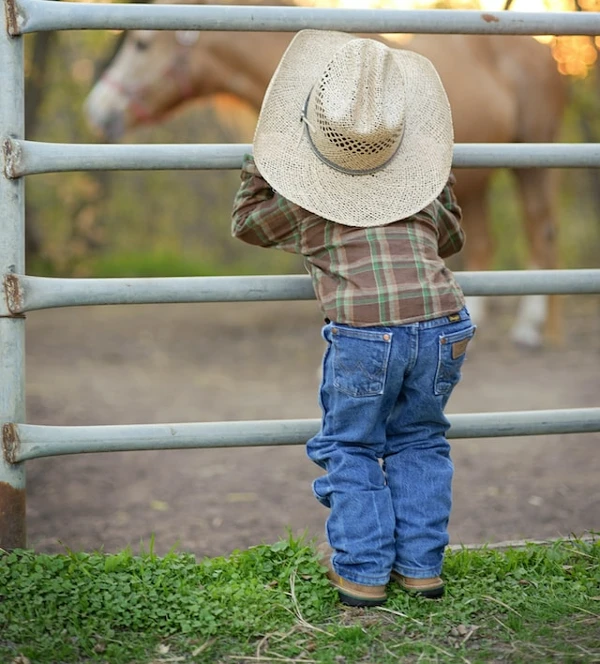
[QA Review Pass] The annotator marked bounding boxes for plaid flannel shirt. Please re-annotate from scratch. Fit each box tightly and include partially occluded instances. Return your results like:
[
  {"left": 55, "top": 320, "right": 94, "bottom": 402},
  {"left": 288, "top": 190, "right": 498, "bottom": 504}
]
[{"left": 231, "top": 154, "right": 466, "bottom": 326}]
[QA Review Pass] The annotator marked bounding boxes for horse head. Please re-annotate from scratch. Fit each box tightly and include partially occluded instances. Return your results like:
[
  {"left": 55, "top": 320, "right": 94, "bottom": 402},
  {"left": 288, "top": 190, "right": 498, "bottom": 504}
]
[{"left": 84, "top": 0, "right": 291, "bottom": 140}]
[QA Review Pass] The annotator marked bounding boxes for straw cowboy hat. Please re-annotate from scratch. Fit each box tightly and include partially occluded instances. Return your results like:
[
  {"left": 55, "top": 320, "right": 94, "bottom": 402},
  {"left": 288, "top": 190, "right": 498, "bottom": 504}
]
[{"left": 253, "top": 30, "right": 454, "bottom": 227}]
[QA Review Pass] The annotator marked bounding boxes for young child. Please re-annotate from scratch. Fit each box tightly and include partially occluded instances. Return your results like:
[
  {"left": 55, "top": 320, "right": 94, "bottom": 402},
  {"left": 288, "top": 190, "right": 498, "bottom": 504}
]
[{"left": 231, "top": 30, "right": 475, "bottom": 607}]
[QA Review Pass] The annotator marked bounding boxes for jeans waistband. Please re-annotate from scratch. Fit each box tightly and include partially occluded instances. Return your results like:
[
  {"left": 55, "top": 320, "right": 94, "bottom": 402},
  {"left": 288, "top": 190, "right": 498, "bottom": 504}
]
[
  {"left": 410, "top": 307, "right": 471, "bottom": 330},
  {"left": 325, "top": 307, "right": 471, "bottom": 332}
]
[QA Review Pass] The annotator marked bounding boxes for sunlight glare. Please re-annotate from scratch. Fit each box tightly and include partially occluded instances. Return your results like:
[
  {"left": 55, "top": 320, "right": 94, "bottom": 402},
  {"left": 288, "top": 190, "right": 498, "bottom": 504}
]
[{"left": 319, "top": 0, "right": 597, "bottom": 77}]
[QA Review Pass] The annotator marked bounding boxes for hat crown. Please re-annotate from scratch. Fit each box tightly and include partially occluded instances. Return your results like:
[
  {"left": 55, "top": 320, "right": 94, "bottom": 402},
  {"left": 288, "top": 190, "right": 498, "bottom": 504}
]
[{"left": 305, "top": 39, "right": 406, "bottom": 173}]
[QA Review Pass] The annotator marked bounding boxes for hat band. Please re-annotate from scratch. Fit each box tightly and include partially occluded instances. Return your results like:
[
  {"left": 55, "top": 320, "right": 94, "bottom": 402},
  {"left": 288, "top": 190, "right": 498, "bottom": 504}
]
[{"left": 300, "top": 93, "right": 403, "bottom": 177}]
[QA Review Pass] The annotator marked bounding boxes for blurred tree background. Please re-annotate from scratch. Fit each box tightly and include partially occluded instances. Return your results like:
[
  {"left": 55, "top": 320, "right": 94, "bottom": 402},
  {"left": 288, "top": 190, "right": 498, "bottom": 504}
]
[{"left": 22, "top": 0, "right": 600, "bottom": 278}]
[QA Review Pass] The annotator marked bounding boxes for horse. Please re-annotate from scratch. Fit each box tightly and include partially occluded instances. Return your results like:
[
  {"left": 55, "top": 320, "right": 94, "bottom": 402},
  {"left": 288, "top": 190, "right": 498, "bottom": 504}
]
[{"left": 83, "top": 0, "right": 568, "bottom": 348}]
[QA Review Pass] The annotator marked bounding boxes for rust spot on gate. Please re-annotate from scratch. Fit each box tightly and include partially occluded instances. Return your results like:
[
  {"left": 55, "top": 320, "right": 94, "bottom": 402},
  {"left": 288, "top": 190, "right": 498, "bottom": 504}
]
[
  {"left": 4, "top": 0, "right": 21, "bottom": 36},
  {"left": 2, "top": 139, "right": 22, "bottom": 180},
  {"left": 3, "top": 274, "right": 24, "bottom": 315},
  {"left": 0, "top": 425, "right": 25, "bottom": 550},
  {"left": 2, "top": 423, "right": 20, "bottom": 464},
  {"left": 0, "top": 482, "right": 26, "bottom": 551},
  {"left": 481, "top": 13, "right": 500, "bottom": 22}
]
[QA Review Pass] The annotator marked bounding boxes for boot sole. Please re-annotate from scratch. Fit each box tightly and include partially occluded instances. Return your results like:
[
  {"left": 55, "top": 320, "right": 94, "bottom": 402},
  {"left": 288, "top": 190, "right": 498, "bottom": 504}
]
[
  {"left": 404, "top": 585, "right": 445, "bottom": 599},
  {"left": 338, "top": 591, "right": 387, "bottom": 607},
  {"left": 390, "top": 573, "right": 445, "bottom": 599}
]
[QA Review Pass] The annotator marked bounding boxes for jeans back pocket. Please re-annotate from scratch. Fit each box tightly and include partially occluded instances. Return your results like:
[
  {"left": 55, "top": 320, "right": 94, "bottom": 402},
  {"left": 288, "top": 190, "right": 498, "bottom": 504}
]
[
  {"left": 434, "top": 325, "right": 476, "bottom": 396},
  {"left": 331, "top": 326, "right": 392, "bottom": 398}
]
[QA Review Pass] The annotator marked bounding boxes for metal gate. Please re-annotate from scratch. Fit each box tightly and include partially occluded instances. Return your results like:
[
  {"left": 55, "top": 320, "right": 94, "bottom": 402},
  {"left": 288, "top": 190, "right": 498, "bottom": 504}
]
[{"left": 2, "top": 0, "right": 600, "bottom": 550}]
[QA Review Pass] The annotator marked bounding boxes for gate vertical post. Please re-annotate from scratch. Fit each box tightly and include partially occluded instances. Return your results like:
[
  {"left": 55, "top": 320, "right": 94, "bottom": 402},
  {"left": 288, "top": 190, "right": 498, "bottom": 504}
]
[{"left": 0, "top": 0, "right": 26, "bottom": 550}]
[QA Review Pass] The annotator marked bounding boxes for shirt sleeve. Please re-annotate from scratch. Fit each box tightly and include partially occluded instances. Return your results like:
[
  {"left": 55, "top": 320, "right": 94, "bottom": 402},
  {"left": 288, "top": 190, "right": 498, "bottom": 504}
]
[
  {"left": 231, "top": 154, "right": 301, "bottom": 253},
  {"left": 435, "top": 172, "right": 466, "bottom": 259}
]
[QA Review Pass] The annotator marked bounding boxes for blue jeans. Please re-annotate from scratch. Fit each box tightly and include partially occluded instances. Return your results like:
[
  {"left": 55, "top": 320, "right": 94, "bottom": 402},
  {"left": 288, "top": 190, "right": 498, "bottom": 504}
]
[{"left": 307, "top": 308, "right": 475, "bottom": 586}]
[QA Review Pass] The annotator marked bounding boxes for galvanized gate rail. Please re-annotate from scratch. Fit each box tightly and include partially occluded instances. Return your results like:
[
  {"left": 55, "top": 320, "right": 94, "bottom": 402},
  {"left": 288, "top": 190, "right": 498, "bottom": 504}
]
[{"left": 2, "top": 0, "right": 600, "bottom": 550}]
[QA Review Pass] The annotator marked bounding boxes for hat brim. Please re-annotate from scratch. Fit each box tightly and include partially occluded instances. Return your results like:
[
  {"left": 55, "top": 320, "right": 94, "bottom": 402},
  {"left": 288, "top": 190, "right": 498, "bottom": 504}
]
[{"left": 253, "top": 30, "right": 454, "bottom": 227}]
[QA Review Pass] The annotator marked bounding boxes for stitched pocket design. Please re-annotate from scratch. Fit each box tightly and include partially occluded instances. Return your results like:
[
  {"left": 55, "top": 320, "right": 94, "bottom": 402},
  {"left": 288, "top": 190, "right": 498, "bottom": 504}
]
[
  {"left": 434, "top": 326, "right": 476, "bottom": 396},
  {"left": 331, "top": 327, "right": 392, "bottom": 398}
]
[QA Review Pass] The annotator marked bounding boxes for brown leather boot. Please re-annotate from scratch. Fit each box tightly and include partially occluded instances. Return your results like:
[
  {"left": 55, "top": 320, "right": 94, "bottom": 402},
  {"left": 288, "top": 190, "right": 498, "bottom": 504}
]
[
  {"left": 326, "top": 566, "right": 387, "bottom": 607},
  {"left": 390, "top": 571, "right": 445, "bottom": 599}
]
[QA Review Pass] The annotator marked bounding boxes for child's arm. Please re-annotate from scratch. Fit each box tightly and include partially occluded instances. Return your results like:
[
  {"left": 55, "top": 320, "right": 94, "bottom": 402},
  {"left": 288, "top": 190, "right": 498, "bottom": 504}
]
[
  {"left": 231, "top": 154, "right": 300, "bottom": 253},
  {"left": 435, "top": 173, "right": 465, "bottom": 259}
]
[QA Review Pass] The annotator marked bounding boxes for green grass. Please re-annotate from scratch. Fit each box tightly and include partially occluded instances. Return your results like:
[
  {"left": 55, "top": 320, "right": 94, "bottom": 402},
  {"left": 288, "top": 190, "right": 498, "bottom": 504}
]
[{"left": 1, "top": 535, "right": 598, "bottom": 663}]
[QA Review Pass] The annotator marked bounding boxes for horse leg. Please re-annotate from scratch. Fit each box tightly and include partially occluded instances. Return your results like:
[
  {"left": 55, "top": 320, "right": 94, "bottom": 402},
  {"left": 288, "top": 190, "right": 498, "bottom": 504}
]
[
  {"left": 458, "top": 191, "right": 495, "bottom": 329},
  {"left": 511, "top": 168, "right": 561, "bottom": 348}
]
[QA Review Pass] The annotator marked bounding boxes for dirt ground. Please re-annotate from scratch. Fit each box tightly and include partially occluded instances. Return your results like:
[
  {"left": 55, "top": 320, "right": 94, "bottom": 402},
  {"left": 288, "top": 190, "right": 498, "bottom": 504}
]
[{"left": 22, "top": 294, "right": 600, "bottom": 558}]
